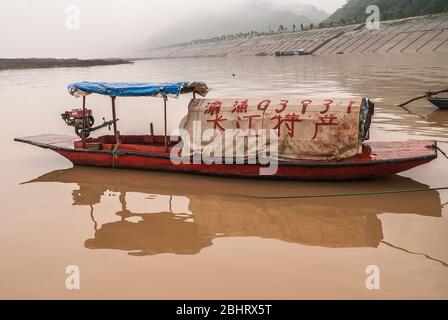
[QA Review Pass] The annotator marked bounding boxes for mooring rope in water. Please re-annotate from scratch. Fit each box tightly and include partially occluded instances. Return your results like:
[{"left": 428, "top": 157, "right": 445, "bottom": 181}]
[
  {"left": 434, "top": 145, "right": 448, "bottom": 160},
  {"left": 398, "top": 87, "right": 448, "bottom": 107},
  {"left": 240, "top": 186, "right": 448, "bottom": 200},
  {"left": 239, "top": 144, "right": 448, "bottom": 200},
  {"left": 381, "top": 240, "right": 448, "bottom": 268}
]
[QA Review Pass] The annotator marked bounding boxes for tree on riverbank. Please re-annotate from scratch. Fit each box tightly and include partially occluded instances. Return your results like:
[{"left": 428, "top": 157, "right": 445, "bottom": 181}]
[{"left": 325, "top": 0, "right": 448, "bottom": 26}]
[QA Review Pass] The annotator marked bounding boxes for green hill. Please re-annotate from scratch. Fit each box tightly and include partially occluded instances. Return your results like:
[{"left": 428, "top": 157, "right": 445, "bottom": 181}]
[{"left": 325, "top": 0, "right": 448, "bottom": 25}]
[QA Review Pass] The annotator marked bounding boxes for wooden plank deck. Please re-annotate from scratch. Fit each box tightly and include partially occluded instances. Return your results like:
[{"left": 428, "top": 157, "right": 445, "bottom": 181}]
[{"left": 14, "top": 134, "right": 77, "bottom": 150}]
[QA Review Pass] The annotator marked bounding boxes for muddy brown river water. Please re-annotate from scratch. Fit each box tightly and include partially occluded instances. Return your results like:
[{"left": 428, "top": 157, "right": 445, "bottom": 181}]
[{"left": 0, "top": 53, "right": 447, "bottom": 299}]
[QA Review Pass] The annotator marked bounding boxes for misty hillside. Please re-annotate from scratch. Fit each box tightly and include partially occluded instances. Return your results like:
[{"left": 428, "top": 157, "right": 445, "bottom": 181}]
[
  {"left": 325, "top": 0, "right": 448, "bottom": 25},
  {"left": 148, "top": 1, "right": 328, "bottom": 47}
]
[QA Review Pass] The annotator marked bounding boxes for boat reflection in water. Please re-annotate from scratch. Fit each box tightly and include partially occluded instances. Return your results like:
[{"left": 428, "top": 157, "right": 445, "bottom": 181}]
[{"left": 25, "top": 167, "right": 442, "bottom": 256}]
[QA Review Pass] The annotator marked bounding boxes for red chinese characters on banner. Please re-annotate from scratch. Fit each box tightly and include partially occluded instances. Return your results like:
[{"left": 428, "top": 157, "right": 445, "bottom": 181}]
[
  {"left": 301, "top": 100, "right": 312, "bottom": 114},
  {"left": 275, "top": 100, "right": 289, "bottom": 113},
  {"left": 320, "top": 99, "right": 333, "bottom": 114},
  {"left": 271, "top": 113, "right": 302, "bottom": 137},
  {"left": 204, "top": 100, "right": 222, "bottom": 115},
  {"left": 312, "top": 115, "right": 338, "bottom": 140},
  {"left": 233, "top": 115, "right": 262, "bottom": 137},
  {"left": 231, "top": 100, "right": 249, "bottom": 113},
  {"left": 257, "top": 99, "right": 271, "bottom": 111},
  {"left": 235, "top": 114, "right": 261, "bottom": 130},
  {"left": 299, "top": 99, "right": 355, "bottom": 115},
  {"left": 201, "top": 98, "right": 352, "bottom": 139},
  {"left": 206, "top": 114, "right": 227, "bottom": 131},
  {"left": 346, "top": 100, "right": 356, "bottom": 113}
]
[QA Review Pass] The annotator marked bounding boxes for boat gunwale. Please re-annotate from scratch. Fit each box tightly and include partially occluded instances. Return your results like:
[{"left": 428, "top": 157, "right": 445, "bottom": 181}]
[
  {"left": 14, "top": 137, "right": 437, "bottom": 169},
  {"left": 427, "top": 96, "right": 448, "bottom": 101}
]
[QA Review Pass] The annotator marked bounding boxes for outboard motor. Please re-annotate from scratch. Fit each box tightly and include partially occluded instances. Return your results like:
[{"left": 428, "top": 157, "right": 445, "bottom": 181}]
[
  {"left": 61, "top": 108, "right": 117, "bottom": 139},
  {"left": 61, "top": 108, "right": 95, "bottom": 138}
]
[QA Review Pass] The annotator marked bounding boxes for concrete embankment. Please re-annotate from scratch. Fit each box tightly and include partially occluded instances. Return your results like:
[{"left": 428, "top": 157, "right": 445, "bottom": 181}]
[{"left": 143, "top": 15, "right": 448, "bottom": 58}]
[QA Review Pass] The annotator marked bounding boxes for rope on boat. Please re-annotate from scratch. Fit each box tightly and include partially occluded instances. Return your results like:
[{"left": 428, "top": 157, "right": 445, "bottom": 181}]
[
  {"left": 111, "top": 147, "right": 118, "bottom": 169},
  {"left": 111, "top": 132, "right": 121, "bottom": 169},
  {"left": 241, "top": 186, "right": 448, "bottom": 200}
]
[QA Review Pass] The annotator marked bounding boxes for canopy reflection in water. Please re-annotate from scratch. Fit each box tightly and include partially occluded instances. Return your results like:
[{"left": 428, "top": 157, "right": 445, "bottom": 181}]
[{"left": 25, "top": 167, "right": 442, "bottom": 256}]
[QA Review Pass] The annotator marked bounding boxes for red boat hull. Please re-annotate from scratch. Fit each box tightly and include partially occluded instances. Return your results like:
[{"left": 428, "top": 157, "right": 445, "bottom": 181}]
[
  {"left": 15, "top": 134, "right": 437, "bottom": 181},
  {"left": 54, "top": 149, "right": 433, "bottom": 180}
]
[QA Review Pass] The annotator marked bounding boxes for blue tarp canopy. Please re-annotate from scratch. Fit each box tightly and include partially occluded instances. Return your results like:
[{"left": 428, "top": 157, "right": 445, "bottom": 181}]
[{"left": 67, "top": 81, "right": 209, "bottom": 98}]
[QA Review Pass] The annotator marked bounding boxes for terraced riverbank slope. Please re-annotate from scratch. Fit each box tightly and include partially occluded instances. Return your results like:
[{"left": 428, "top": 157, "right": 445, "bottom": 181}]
[{"left": 143, "top": 15, "right": 448, "bottom": 58}]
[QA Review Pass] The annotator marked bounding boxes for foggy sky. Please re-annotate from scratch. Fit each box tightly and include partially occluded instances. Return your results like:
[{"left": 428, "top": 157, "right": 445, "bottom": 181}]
[{"left": 1, "top": 0, "right": 347, "bottom": 58}]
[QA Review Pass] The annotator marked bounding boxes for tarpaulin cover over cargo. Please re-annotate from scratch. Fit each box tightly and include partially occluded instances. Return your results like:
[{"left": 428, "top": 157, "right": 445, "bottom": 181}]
[{"left": 181, "top": 97, "right": 374, "bottom": 161}]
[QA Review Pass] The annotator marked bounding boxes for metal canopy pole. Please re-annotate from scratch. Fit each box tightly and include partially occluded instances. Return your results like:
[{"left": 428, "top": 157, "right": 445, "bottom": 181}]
[
  {"left": 82, "top": 96, "right": 86, "bottom": 147},
  {"left": 111, "top": 96, "right": 118, "bottom": 140},
  {"left": 163, "top": 95, "right": 168, "bottom": 152}
]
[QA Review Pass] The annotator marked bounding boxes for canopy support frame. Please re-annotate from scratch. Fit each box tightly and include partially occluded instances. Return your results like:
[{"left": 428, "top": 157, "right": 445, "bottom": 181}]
[
  {"left": 111, "top": 96, "right": 119, "bottom": 142},
  {"left": 82, "top": 96, "right": 86, "bottom": 148},
  {"left": 163, "top": 95, "right": 168, "bottom": 153}
]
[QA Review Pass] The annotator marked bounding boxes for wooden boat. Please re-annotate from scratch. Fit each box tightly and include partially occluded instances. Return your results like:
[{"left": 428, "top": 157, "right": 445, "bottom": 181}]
[
  {"left": 15, "top": 134, "right": 437, "bottom": 180},
  {"left": 275, "top": 50, "right": 308, "bottom": 56},
  {"left": 427, "top": 96, "right": 448, "bottom": 109},
  {"left": 14, "top": 81, "right": 438, "bottom": 181}
]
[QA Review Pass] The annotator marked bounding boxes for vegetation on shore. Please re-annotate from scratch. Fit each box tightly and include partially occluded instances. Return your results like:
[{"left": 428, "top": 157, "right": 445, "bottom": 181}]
[
  {"left": 324, "top": 0, "right": 448, "bottom": 26},
  {"left": 159, "top": 24, "right": 319, "bottom": 49},
  {"left": 0, "top": 58, "right": 132, "bottom": 71}
]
